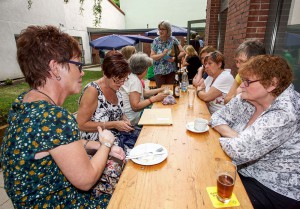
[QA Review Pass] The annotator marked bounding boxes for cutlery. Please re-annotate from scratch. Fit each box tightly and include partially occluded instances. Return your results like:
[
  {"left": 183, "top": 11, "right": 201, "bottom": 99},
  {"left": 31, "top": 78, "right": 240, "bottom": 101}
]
[{"left": 126, "top": 147, "right": 165, "bottom": 160}]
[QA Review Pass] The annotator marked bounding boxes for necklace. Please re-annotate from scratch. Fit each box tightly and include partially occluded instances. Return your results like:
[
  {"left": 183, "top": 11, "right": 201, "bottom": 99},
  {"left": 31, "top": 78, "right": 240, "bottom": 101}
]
[{"left": 33, "top": 89, "right": 57, "bottom": 105}]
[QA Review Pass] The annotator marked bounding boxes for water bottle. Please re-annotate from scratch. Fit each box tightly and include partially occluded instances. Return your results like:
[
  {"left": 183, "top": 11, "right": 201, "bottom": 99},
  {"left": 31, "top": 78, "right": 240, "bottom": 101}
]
[{"left": 181, "top": 68, "right": 188, "bottom": 92}]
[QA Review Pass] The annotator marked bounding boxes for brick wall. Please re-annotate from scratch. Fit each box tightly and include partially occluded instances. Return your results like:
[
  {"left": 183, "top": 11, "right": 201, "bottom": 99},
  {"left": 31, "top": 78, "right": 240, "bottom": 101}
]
[{"left": 206, "top": 0, "right": 270, "bottom": 75}]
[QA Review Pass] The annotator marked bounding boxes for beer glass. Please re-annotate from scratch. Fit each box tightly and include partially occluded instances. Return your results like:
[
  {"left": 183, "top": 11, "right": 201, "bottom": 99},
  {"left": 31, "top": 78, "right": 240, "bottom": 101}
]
[{"left": 216, "top": 160, "right": 237, "bottom": 203}]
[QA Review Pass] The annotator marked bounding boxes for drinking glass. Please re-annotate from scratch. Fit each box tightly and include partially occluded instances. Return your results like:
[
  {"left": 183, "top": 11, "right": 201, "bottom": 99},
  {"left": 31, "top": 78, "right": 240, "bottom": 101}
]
[
  {"left": 216, "top": 160, "right": 237, "bottom": 203},
  {"left": 188, "top": 88, "right": 195, "bottom": 107}
]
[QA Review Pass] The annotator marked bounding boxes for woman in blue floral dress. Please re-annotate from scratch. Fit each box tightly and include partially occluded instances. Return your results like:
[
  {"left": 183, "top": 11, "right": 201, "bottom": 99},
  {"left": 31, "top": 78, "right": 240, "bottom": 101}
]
[
  {"left": 0, "top": 25, "right": 125, "bottom": 208},
  {"left": 150, "top": 21, "right": 185, "bottom": 87}
]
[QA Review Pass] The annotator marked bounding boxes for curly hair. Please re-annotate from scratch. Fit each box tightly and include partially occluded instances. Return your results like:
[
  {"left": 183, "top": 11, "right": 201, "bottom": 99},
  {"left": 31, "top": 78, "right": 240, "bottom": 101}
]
[
  {"left": 102, "top": 51, "right": 131, "bottom": 79},
  {"left": 17, "top": 25, "right": 81, "bottom": 89},
  {"left": 239, "top": 55, "right": 293, "bottom": 96}
]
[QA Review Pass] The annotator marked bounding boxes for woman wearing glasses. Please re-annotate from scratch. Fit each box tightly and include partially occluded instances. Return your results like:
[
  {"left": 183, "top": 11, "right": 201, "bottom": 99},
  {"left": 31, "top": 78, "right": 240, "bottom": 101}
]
[
  {"left": 77, "top": 51, "right": 134, "bottom": 144},
  {"left": 1, "top": 26, "right": 125, "bottom": 208},
  {"left": 150, "top": 20, "right": 185, "bottom": 88},
  {"left": 196, "top": 51, "right": 234, "bottom": 114},
  {"left": 211, "top": 55, "right": 300, "bottom": 209}
]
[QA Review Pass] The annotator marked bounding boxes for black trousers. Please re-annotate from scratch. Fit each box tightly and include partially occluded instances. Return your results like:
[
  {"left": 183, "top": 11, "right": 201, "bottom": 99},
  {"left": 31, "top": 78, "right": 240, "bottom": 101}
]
[{"left": 240, "top": 174, "right": 300, "bottom": 209}]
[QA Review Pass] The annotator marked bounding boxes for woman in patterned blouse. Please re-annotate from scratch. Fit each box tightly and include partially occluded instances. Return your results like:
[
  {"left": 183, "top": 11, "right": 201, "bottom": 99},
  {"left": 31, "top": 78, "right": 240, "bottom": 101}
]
[
  {"left": 1, "top": 25, "right": 125, "bottom": 208},
  {"left": 211, "top": 55, "right": 300, "bottom": 209},
  {"left": 150, "top": 20, "right": 185, "bottom": 88}
]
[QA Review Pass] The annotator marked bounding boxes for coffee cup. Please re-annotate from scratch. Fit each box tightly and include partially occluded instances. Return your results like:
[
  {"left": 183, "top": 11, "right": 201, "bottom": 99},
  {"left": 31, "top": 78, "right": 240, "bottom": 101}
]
[{"left": 194, "top": 118, "right": 208, "bottom": 131}]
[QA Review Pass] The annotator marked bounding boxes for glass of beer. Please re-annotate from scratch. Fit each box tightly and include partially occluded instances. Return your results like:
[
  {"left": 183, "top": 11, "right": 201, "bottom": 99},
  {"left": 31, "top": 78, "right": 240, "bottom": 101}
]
[{"left": 216, "top": 160, "right": 237, "bottom": 203}]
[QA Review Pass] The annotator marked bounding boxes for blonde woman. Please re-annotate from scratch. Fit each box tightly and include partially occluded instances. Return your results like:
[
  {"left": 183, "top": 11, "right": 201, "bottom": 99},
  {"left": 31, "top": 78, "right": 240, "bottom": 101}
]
[
  {"left": 182, "top": 45, "right": 201, "bottom": 84},
  {"left": 120, "top": 45, "right": 136, "bottom": 61}
]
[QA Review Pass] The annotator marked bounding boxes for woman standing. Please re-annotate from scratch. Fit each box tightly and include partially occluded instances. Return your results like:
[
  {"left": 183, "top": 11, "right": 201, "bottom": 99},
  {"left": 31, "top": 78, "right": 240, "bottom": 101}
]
[
  {"left": 182, "top": 45, "right": 201, "bottom": 84},
  {"left": 150, "top": 20, "right": 185, "bottom": 87},
  {"left": 1, "top": 25, "right": 124, "bottom": 208},
  {"left": 211, "top": 55, "right": 300, "bottom": 209},
  {"left": 196, "top": 51, "right": 234, "bottom": 113}
]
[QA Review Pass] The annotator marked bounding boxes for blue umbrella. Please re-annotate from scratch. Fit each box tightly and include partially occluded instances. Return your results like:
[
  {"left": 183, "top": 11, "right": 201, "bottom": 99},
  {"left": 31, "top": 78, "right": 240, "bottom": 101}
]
[
  {"left": 145, "top": 25, "right": 192, "bottom": 36},
  {"left": 90, "top": 34, "right": 136, "bottom": 50},
  {"left": 124, "top": 35, "right": 153, "bottom": 43}
]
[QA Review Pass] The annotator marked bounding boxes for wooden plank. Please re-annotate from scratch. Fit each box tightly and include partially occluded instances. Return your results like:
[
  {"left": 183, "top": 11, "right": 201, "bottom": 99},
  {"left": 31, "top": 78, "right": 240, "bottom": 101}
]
[{"left": 107, "top": 86, "right": 253, "bottom": 209}]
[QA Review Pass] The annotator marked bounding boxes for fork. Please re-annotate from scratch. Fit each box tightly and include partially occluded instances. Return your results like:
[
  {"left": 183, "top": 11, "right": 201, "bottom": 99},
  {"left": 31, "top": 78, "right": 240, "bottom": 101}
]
[{"left": 126, "top": 147, "right": 164, "bottom": 160}]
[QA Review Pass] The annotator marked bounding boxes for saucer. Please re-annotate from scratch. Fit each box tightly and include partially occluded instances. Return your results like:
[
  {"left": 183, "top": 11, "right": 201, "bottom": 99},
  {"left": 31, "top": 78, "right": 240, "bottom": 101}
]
[{"left": 186, "top": 121, "right": 209, "bottom": 133}]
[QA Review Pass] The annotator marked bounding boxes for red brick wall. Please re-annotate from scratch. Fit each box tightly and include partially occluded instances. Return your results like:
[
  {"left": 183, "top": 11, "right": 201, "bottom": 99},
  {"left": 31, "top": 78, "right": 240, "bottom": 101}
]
[
  {"left": 205, "top": 0, "right": 220, "bottom": 47},
  {"left": 206, "top": 0, "right": 270, "bottom": 75}
]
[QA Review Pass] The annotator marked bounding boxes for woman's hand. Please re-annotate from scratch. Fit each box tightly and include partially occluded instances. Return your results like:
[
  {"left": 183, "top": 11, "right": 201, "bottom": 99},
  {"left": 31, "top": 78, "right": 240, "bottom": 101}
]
[
  {"left": 109, "top": 145, "right": 125, "bottom": 160},
  {"left": 115, "top": 120, "right": 135, "bottom": 132},
  {"left": 98, "top": 126, "right": 116, "bottom": 145},
  {"left": 153, "top": 92, "right": 168, "bottom": 102},
  {"left": 193, "top": 66, "right": 204, "bottom": 87}
]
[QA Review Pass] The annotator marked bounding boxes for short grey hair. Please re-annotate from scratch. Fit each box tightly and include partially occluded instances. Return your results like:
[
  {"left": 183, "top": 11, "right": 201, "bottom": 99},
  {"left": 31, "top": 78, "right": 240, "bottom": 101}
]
[
  {"left": 158, "top": 20, "right": 172, "bottom": 37},
  {"left": 235, "top": 39, "right": 266, "bottom": 59},
  {"left": 129, "top": 52, "right": 153, "bottom": 75}
]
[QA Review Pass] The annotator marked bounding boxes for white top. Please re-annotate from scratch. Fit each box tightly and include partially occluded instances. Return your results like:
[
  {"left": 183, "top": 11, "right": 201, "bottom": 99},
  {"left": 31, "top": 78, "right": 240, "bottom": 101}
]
[
  {"left": 210, "top": 84, "right": 300, "bottom": 201},
  {"left": 119, "top": 73, "right": 144, "bottom": 125},
  {"left": 204, "top": 70, "right": 234, "bottom": 113}
]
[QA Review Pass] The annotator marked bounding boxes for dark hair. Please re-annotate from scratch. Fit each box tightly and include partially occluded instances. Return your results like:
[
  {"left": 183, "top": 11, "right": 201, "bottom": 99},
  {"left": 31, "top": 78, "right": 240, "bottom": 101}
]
[
  {"left": 204, "top": 51, "right": 225, "bottom": 69},
  {"left": 239, "top": 55, "right": 293, "bottom": 96},
  {"left": 102, "top": 51, "right": 131, "bottom": 78},
  {"left": 235, "top": 39, "right": 266, "bottom": 59},
  {"left": 16, "top": 25, "right": 81, "bottom": 89}
]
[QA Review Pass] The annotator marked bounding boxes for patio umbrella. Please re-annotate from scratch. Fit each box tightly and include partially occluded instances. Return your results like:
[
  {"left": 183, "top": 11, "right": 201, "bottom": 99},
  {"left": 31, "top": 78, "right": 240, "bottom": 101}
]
[
  {"left": 124, "top": 35, "right": 153, "bottom": 43},
  {"left": 145, "top": 25, "right": 191, "bottom": 36},
  {"left": 90, "top": 34, "right": 136, "bottom": 50}
]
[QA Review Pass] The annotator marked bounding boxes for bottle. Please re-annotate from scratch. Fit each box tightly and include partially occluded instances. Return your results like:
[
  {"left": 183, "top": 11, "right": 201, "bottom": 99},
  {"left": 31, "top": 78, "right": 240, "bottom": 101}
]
[
  {"left": 173, "top": 73, "right": 180, "bottom": 98},
  {"left": 181, "top": 68, "right": 188, "bottom": 92}
]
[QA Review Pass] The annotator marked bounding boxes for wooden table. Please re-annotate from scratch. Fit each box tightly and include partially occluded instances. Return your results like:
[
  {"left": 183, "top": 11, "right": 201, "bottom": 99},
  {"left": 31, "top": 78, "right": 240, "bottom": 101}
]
[{"left": 107, "top": 86, "right": 253, "bottom": 209}]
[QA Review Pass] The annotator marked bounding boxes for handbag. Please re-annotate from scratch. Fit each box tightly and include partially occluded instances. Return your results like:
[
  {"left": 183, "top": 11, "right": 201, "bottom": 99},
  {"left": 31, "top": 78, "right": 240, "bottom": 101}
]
[{"left": 92, "top": 156, "right": 124, "bottom": 197}]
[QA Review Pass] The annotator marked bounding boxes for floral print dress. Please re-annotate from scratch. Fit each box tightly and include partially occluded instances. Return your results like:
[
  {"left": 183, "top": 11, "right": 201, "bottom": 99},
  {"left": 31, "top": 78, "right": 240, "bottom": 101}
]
[
  {"left": 79, "top": 82, "right": 123, "bottom": 143},
  {"left": 151, "top": 36, "right": 180, "bottom": 75},
  {"left": 1, "top": 91, "right": 111, "bottom": 208}
]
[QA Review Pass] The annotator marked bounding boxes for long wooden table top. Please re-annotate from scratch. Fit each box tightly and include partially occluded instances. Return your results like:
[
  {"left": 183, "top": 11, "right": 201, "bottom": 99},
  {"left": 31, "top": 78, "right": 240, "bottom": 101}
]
[{"left": 107, "top": 86, "right": 253, "bottom": 209}]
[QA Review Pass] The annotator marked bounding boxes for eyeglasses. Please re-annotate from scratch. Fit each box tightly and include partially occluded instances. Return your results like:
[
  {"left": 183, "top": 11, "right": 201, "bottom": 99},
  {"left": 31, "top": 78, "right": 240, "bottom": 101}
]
[
  {"left": 111, "top": 76, "right": 129, "bottom": 84},
  {"left": 159, "top": 28, "right": 167, "bottom": 31},
  {"left": 235, "top": 59, "right": 247, "bottom": 65},
  {"left": 241, "top": 78, "right": 260, "bottom": 87},
  {"left": 67, "top": 60, "right": 83, "bottom": 73}
]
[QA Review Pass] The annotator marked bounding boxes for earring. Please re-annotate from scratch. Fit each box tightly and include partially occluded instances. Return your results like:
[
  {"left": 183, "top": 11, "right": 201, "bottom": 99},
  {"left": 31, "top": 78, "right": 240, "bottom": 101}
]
[{"left": 56, "top": 76, "right": 61, "bottom": 81}]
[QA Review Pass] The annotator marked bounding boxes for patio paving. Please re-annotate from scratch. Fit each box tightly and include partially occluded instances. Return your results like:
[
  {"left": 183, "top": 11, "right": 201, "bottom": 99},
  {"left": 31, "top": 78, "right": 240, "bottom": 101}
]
[{"left": 0, "top": 169, "right": 13, "bottom": 209}]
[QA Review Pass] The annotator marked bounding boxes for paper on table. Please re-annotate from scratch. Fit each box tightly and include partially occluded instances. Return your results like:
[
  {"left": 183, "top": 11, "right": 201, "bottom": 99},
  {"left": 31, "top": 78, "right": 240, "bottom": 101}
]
[
  {"left": 138, "top": 108, "right": 172, "bottom": 125},
  {"left": 206, "top": 187, "right": 240, "bottom": 208}
]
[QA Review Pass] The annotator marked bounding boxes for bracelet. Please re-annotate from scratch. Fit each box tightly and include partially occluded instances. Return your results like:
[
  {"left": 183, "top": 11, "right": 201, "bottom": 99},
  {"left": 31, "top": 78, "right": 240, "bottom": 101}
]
[
  {"left": 149, "top": 97, "right": 154, "bottom": 103},
  {"left": 84, "top": 140, "right": 89, "bottom": 149}
]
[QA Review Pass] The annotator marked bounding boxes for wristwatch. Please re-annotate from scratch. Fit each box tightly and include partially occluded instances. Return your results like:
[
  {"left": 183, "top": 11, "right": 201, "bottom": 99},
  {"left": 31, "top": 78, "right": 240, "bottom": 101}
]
[{"left": 103, "top": 141, "right": 112, "bottom": 148}]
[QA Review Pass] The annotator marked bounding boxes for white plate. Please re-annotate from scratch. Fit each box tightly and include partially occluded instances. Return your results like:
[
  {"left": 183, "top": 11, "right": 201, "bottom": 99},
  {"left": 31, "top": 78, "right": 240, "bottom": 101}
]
[
  {"left": 129, "top": 143, "right": 168, "bottom": 166},
  {"left": 186, "top": 121, "right": 209, "bottom": 133}
]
